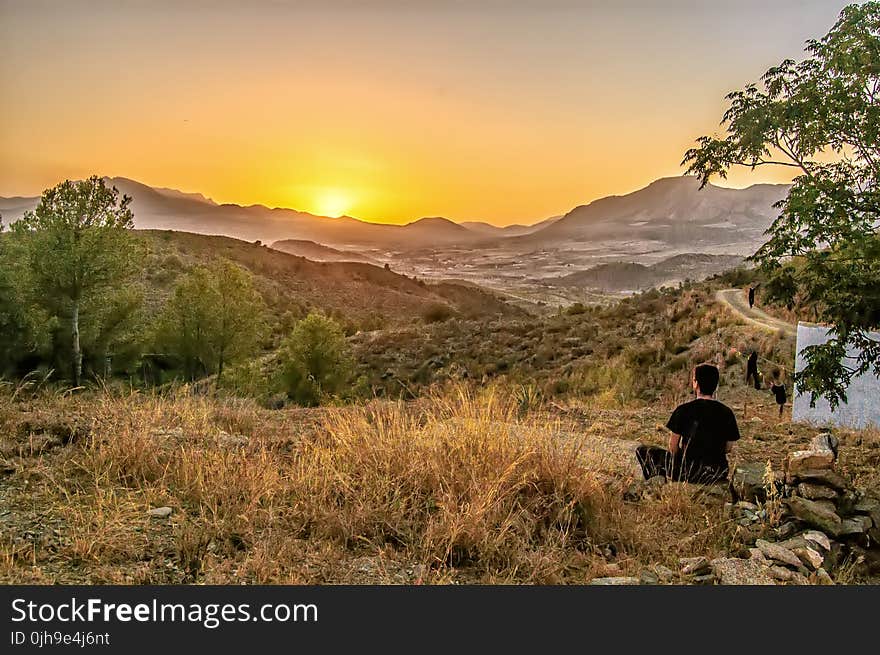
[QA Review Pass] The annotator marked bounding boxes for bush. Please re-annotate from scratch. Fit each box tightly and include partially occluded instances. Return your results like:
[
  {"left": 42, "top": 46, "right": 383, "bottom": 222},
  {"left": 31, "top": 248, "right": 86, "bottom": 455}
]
[
  {"left": 279, "top": 313, "right": 352, "bottom": 406},
  {"left": 422, "top": 303, "right": 455, "bottom": 324}
]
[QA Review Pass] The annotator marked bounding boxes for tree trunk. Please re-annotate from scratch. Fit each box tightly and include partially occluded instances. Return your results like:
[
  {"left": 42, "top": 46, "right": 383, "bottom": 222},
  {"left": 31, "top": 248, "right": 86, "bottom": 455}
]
[
  {"left": 72, "top": 302, "right": 82, "bottom": 386},
  {"left": 216, "top": 342, "right": 225, "bottom": 391}
]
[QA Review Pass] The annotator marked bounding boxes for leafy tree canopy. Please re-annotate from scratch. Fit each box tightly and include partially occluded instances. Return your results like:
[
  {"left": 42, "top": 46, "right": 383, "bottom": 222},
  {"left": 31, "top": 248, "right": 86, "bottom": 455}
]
[
  {"left": 683, "top": 2, "right": 880, "bottom": 408},
  {"left": 156, "top": 259, "right": 266, "bottom": 385},
  {"left": 280, "top": 313, "right": 352, "bottom": 406},
  {"left": 10, "top": 176, "right": 139, "bottom": 384}
]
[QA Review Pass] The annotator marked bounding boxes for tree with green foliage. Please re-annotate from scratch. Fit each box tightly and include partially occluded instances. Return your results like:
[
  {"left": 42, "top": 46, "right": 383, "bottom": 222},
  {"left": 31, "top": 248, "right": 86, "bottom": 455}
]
[
  {"left": 682, "top": 2, "right": 880, "bottom": 408},
  {"left": 0, "top": 221, "right": 34, "bottom": 373},
  {"left": 156, "top": 260, "right": 266, "bottom": 385},
  {"left": 280, "top": 313, "right": 352, "bottom": 406},
  {"left": 11, "top": 177, "right": 138, "bottom": 385}
]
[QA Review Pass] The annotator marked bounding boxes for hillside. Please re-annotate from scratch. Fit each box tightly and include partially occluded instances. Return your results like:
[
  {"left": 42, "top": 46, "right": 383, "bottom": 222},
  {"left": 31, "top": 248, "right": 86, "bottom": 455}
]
[
  {"left": 138, "top": 230, "right": 524, "bottom": 331},
  {"left": 4, "top": 275, "right": 878, "bottom": 586},
  {"left": 270, "top": 239, "right": 378, "bottom": 264},
  {"left": 550, "top": 253, "right": 745, "bottom": 292},
  {"left": 350, "top": 276, "right": 794, "bottom": 402}
]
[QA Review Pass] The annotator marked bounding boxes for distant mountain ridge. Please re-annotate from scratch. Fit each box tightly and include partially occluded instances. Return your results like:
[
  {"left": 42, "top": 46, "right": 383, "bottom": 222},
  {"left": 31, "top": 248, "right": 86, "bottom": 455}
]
[
  {"left": 0, "top": 177, "right": 508, "bottom": 249},
  {"left": 0, "top": 175, "right": 789, "bottom": 254},
  {"left": 518, "top": 176, "right": 789, "bottom": 251}
]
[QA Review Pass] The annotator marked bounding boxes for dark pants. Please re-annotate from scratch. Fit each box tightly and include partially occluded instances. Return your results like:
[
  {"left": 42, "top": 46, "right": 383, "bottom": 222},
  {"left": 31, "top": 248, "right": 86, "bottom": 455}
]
[
  {"left": 635, "top": 445, "right": 727, "bottom": 484},
  {"left": 746, "top": 364, "right": 760, "bottom": 390}
]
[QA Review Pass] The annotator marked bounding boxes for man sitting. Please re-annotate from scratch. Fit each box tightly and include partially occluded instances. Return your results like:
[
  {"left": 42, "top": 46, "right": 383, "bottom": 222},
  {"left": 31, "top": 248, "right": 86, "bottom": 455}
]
[{"left": 636, "top": 364, "right": 740, "bottom": 484}]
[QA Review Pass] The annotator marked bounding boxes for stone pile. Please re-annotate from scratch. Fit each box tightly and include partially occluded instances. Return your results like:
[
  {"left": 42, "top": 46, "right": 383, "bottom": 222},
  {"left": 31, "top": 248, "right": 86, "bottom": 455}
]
[
  {"left": 713, "top": 432, "right": 878, "bottom": 584},
  {"left": 614, "top": 432, "right": 878, "bottom": 585}
]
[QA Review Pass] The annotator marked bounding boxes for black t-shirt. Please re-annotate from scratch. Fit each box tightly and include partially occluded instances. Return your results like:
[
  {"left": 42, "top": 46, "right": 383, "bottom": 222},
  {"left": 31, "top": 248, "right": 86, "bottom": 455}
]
[
  {"left": 771, "top": 384, "right": 787, "bottom": 404},
  {"left": 666, "top": 398, "right": 740, "bottom": 473}
]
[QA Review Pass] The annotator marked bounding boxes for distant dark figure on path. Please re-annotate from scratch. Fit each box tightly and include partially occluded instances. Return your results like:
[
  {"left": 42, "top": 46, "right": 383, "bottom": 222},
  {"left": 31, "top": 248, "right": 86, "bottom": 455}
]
[
  {"left": 635, "top": 364, "right": 740, "bottom": 483},
  {"left": 770, "top": 368, "right": 787, "bottom": 418},
  {"left": 748, "top": 284, "right": 760, "bottom": 309},
  {"left": 745, "top": 351, "right": 760, "bottom": 390}
]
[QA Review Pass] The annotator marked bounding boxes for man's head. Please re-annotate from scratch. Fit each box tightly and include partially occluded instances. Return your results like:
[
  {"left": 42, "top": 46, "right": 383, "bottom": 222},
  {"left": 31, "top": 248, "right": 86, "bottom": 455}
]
[{"left": 692, "top": 364, "right": 720, "bottom": 396}]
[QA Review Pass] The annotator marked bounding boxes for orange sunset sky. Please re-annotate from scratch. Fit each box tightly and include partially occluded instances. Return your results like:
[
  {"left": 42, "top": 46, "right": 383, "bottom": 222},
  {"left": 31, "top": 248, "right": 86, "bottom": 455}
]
[{"left": 0, "top": 1, "right": 853, "bottom": 225}]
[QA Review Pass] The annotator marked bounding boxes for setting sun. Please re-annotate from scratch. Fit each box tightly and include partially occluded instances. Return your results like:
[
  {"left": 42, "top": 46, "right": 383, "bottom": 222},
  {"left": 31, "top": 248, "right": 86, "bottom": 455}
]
[{"left": 313, "top": 189, "right": 353, "bottom": 218}]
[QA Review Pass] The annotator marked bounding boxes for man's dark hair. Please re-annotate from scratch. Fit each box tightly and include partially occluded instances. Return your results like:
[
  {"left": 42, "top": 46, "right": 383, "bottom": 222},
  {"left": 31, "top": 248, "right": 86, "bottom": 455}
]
[{"left": 694, "top": 364, "right": 720, "bottom": 395}]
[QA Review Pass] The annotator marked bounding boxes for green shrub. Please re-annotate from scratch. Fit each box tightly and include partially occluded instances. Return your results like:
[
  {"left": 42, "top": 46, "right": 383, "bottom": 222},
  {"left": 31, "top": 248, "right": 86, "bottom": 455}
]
[{"left": 279, "top": 313, "right": 352, "bottom": 406}]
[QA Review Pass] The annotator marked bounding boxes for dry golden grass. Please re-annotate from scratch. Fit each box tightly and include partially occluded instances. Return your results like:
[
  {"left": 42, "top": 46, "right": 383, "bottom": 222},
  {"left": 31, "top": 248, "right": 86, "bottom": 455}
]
[{"left": 1, "top": 379, "right": 876, "bottom": 585}]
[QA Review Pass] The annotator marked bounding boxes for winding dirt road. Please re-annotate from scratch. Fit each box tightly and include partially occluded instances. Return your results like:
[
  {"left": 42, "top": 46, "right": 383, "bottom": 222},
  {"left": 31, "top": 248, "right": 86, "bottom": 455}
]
[{"left": 715, "top": 288, "right": 797, "bottom": 338}]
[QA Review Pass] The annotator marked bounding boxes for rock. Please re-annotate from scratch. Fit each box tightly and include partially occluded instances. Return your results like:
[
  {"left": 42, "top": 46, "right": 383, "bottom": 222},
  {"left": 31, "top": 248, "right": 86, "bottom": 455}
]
[
  {"left": 834, "top": 490, "right": 861, "bottom": 516},
  {"left": 699, "top": 482, "right": 730, "bottom": 501},
  {"left": 589, "top": 576, "right": 641, "bottom": 585},
  {"left": 802, "top": 530, "right": 832, "bottom": 552},
  {"left": 654, "top": 565, "right": 676, "bottom": 583},
  {"left": 680, "top": 556, "right": 711, "bottom": 575},
  {"left": 748, "top": 548, "right": 766, "bottom": 561},
  {"left": 814, "top": 568, "right": 834, "bottom": 585},
  {"left": 639, "top": 570, "right": 660, "bottom": 585},
  {"left": 792, "top": 546, "right": 824, "bottom": 570},
  {"left": 147, "top": 506, "right": 173, "bottom": 518},
  {"left": 810, "top": 433, "right": 839, "bottom": 458},
  {"left": 623, "top": 480, "right": 647, "bottom": 501},
  {"left": 787, "top": 468, "right": 849, "bottom": 490},
  {"left": 776, "top": 521, "right": 800, "bottom": 539},
  {"left": 768, "top": 565, "right": 796, "bottom": 582},
  {"left": 711, "top": 558, "right": 776, "bottom": 585},
  {"left": 838, "top": 515, "right": 873, "bottom": 536},
  {"left": 784, "top": 568, "right": 811, "bottom": 585},
  {"left": 767, "top": 565, "right": 810, "bottom": 585},
  {"left": 734, "top": 523, "right": 765, "bottom": 545},
  {"left": 785, "top": 497, "right": 844, "bottom": 536},
  {"left": 853, "top": 496, "right": 880, "bottom": 513},
  {"left": 815, "top": 499, "right": 838, "bottom": 513},
  {"left": 731, "top": 462, "right": 775, "bottom": 503},
  {"left": 776, "top": 535, "right": 810, "bottom": 551},
  {"left": 691, "top": 573, "right": 716, "bottom": 585},
  {"left": 756, "top": 539, "right": 803, "bottom": 568},
  {"left": 797, "top": 482, "right": 838, "bottom": 500},
  {"left": 853, "top": 497, "right": 880, "bottom": 525},
  {"left": 767, "top": 565, "right": 809, "bottom": 585},
  {"left": 787, "top": 450, "right": 835, "bottom": 475}
]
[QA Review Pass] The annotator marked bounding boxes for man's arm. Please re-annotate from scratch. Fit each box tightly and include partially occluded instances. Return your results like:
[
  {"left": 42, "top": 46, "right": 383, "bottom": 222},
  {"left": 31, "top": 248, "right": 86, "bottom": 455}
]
[
  {"left": 665, "top": 407, "right": 682, "bottom": 455},
  {"left": 668, "top": 432, "right": 681, "bottom": 455},
  {"left": 725, "top": 408, "right": 740, "bottom": 454}
]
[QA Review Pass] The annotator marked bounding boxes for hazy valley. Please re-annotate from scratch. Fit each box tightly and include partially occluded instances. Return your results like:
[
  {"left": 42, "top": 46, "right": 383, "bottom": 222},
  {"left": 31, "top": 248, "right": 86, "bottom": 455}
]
[{"left": 1, "top": 175, "right": 788, "bottom": 304}]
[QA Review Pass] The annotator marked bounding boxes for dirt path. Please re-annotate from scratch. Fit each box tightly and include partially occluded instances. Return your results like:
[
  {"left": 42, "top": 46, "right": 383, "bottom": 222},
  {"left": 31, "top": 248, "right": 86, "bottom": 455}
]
[{"left": 715, "top": 288, "right": 797, "bottom": 339}]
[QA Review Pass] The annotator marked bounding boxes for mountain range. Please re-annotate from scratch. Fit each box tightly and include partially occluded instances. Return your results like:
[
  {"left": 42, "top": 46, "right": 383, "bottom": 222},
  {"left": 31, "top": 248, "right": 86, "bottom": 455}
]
[{"left": 0, "top": 175, "right": 789, "bottom": 255}]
